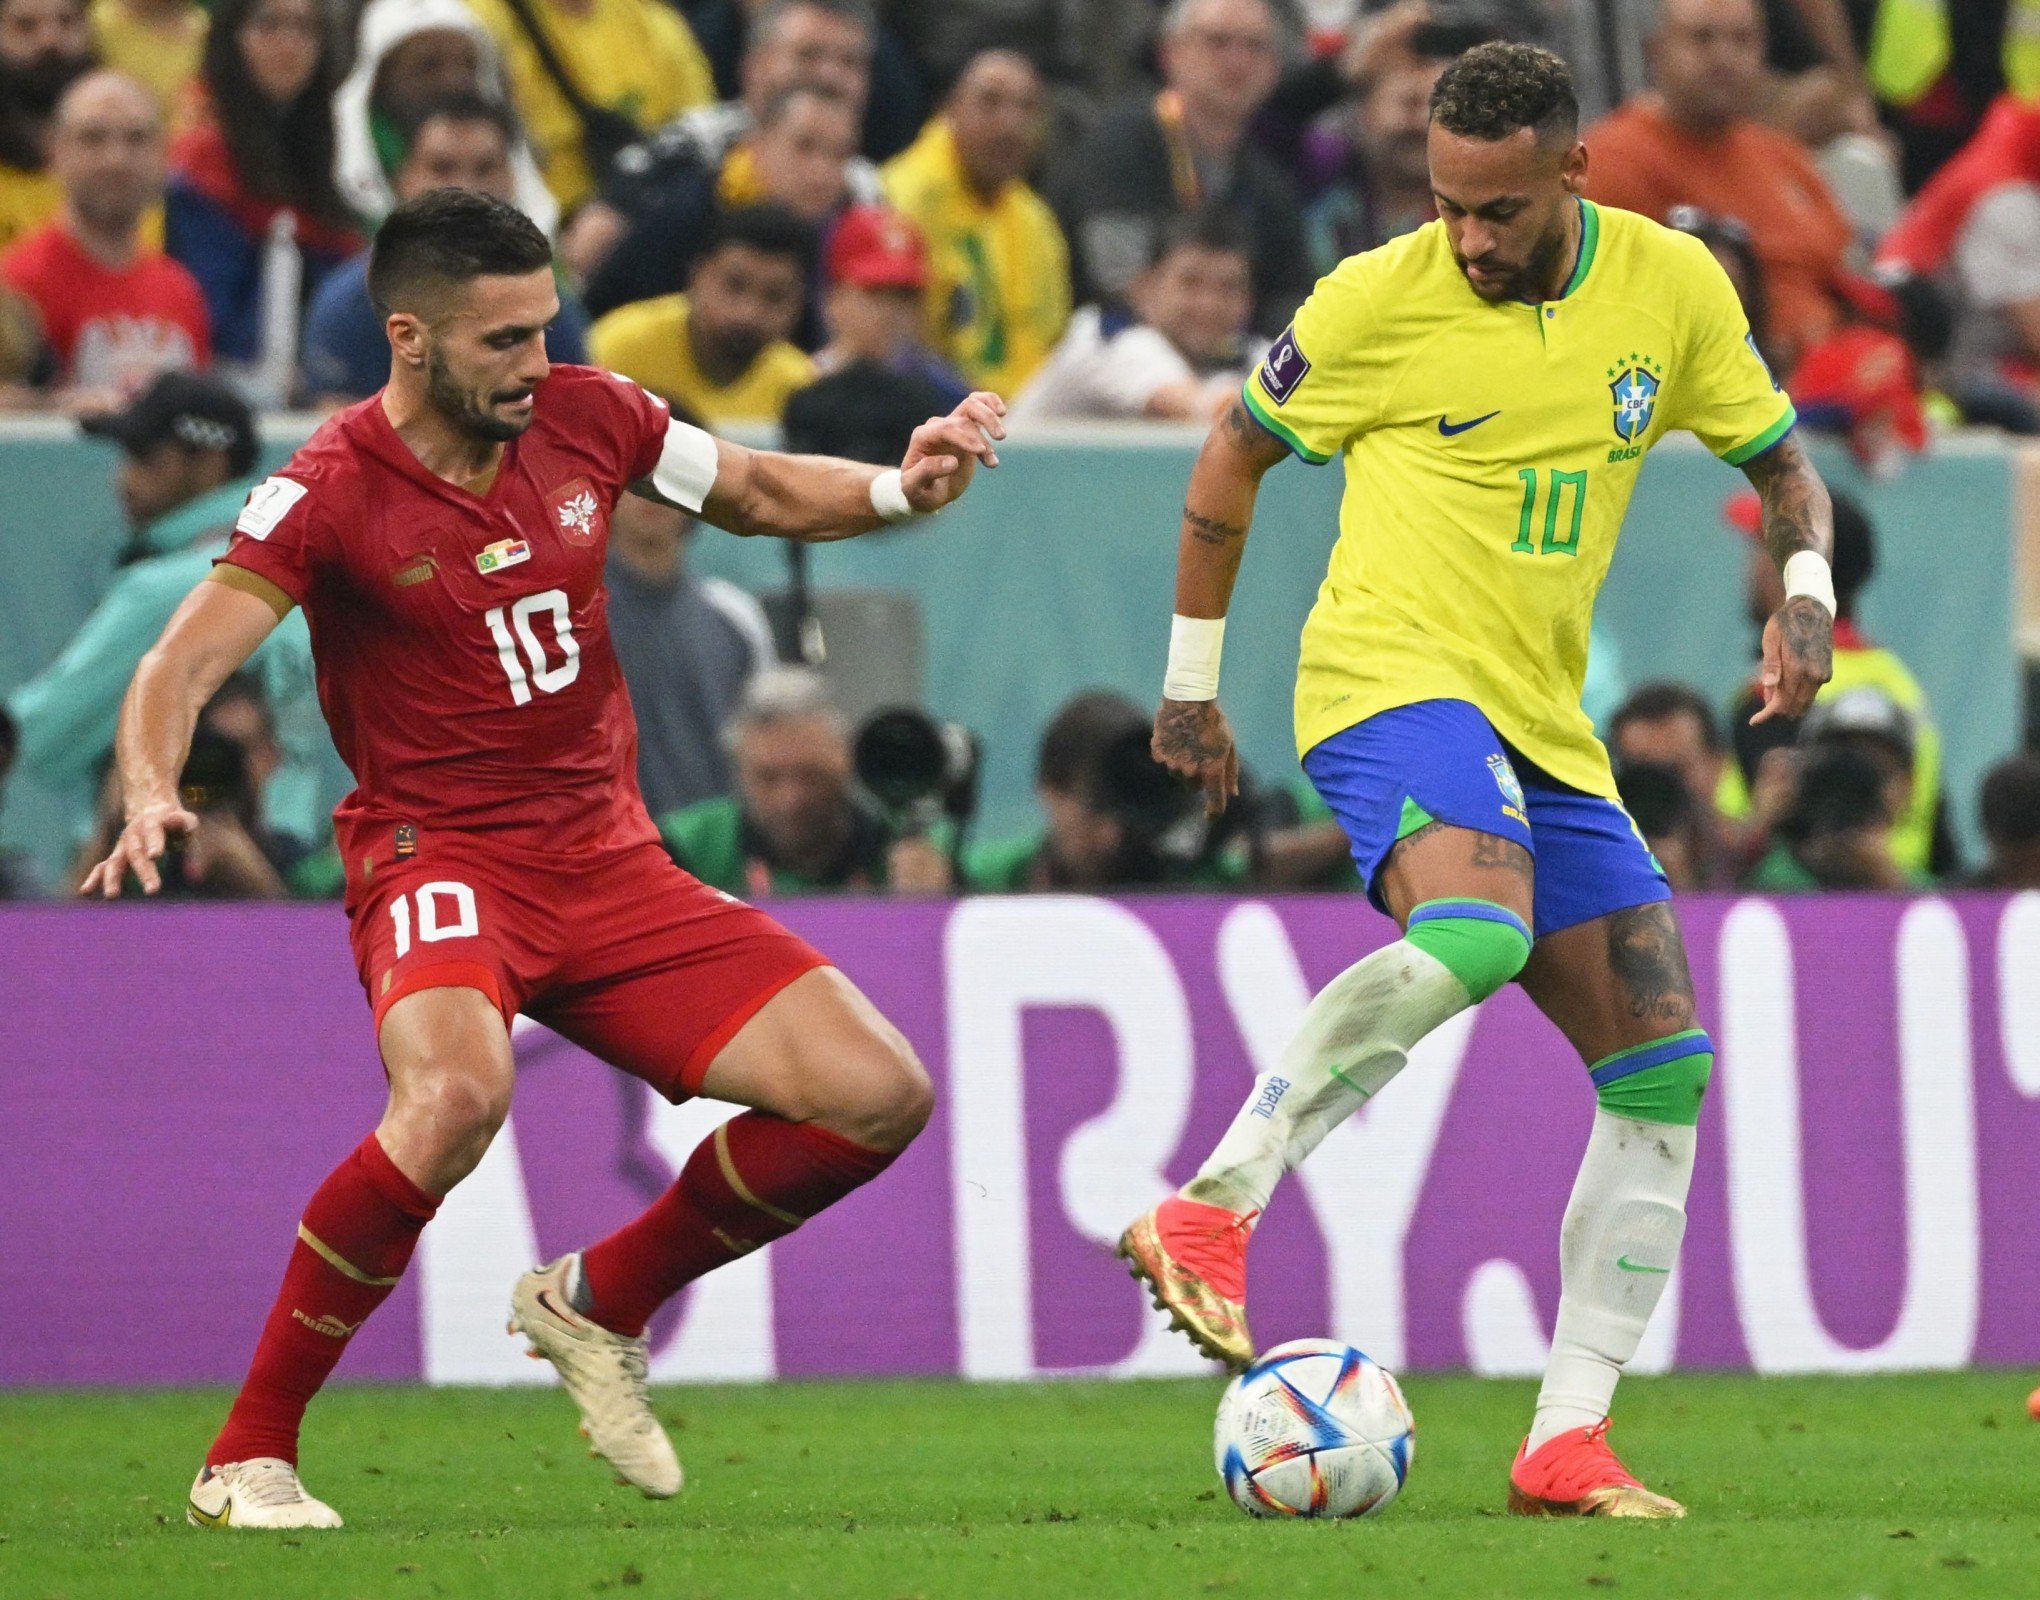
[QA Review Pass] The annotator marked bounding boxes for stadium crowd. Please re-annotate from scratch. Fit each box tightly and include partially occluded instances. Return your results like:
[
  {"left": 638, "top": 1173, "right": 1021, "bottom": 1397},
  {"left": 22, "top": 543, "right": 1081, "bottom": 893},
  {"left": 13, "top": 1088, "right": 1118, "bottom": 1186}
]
[{"left": 0, "top": 0, "right": 2037, "bottom": 898}]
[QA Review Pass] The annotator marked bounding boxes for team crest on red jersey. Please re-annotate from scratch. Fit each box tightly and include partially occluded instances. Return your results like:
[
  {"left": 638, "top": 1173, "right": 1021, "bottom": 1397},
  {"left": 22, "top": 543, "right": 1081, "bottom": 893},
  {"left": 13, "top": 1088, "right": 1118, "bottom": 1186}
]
[{"left": 548, "top": 478, "right": 604, "bottom": 545}]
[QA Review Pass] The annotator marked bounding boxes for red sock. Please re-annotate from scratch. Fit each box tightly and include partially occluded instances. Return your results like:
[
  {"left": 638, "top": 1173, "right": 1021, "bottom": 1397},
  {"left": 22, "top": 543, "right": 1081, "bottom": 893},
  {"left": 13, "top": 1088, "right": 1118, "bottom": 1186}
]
[
  {"left": 208, "top": 1134, "right": 438, "bottom": 1467},
  {"left": 579, "top": 1112, "right": 897, "bottom": 1337}
]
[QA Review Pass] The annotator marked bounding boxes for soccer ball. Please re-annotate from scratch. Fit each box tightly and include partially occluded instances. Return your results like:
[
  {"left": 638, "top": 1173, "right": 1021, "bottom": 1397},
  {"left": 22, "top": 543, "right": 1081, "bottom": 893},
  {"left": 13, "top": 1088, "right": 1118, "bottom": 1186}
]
[{"left": 1214, "top": 1339, "right": 1414, "bottom": 1518}]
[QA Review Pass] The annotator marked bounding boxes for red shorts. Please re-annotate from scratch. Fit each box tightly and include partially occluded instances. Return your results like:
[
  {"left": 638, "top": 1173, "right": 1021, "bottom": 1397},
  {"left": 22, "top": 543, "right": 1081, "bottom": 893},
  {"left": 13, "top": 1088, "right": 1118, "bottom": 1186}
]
[{"left": 344, "top": 831, "right": 828, "bottom": 1100}]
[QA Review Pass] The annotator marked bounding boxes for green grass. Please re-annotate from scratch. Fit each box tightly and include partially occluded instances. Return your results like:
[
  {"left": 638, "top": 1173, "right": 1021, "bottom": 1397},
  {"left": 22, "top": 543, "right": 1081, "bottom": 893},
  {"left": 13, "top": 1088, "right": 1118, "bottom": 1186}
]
[{"left": 3, "top": 1373, "right": 2038, "bottom": 1599}]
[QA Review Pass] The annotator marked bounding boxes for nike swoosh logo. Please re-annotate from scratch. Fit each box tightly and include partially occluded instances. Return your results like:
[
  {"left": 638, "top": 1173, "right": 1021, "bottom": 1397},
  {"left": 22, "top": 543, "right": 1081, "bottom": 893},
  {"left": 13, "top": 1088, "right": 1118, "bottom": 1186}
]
[
  {"left": 1616, "top": 1256, "right": 1670, "bottom": 1274},
  {"left": 1437, "top": 410, "right": 1501, "bottom": 436}
]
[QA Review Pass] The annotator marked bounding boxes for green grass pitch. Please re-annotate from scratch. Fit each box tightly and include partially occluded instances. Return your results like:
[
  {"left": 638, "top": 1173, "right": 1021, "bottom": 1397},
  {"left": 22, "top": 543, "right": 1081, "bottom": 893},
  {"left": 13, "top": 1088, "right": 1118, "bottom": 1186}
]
[{"left": 4, "top": 1372, "right": 2037, "bottom": 1598}]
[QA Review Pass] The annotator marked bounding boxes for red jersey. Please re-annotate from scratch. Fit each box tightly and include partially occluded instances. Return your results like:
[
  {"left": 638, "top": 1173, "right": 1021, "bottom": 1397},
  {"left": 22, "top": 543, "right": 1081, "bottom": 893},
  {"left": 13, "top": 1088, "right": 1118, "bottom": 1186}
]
[
  {"left": 217, "top": 365, "right": 679, "bottom": 865},
  {"left": 0, "top": 221, "right": 210, "bottom": 392}
]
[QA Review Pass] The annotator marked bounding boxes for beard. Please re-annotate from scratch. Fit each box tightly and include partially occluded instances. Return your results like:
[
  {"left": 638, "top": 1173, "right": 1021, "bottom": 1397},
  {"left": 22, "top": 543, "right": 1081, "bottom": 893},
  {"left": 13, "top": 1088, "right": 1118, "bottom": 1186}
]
[
  {"left": 426, "top": 343, "right": 534, "bottom": 443},
  {"left": 1458, "top": 214, "right": 1574, "bottom": 303},
  {"left": 0, "top": 49, "right": 92, "bottom": 166}
]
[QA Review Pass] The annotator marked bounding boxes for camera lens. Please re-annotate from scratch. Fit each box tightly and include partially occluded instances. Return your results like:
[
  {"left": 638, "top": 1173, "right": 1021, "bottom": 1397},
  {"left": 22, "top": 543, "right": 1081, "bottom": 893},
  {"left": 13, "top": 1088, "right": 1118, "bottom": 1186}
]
[{"left": 854, "top": 708, "right": 952, "bottom": 811}]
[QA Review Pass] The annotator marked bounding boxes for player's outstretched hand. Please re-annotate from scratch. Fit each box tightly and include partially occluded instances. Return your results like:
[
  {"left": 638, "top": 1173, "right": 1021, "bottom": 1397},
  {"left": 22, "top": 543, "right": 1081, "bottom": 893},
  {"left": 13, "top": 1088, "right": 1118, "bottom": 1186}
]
[
  {"left": 79, "top": 797, "right": 199, "bottom": 898},
  {"left": 898, "top": 392, "right": 1006, "bottom": 514},
  {"left": 1749, "top": 595, "right": 1833, "bottom": 724},
  {"left": 1153, "top": 697, "right": 1239, "bottom": 818}
]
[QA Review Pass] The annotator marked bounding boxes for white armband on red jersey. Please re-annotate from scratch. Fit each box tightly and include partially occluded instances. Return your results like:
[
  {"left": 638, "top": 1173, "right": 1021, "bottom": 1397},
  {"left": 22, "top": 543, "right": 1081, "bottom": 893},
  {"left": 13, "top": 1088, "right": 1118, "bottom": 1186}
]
[{"left": 651, "top": 416, "right": 719, "bottom": 514}]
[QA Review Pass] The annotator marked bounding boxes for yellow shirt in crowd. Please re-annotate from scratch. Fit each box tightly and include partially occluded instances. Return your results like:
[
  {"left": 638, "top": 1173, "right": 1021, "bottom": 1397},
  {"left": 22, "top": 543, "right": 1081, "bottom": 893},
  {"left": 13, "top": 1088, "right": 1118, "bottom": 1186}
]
[
  {"left": 1245, "top": 200, "right": 1794, "bottom": 798},
  {"left": 0, "top": 165, "right": 62, "bottom": 256},
  {"left": 882, "top": 119, "right": 1068, "bottom": 398},
  {"left": 89, "top": 0, "right": 208, "bottom": 113},
  {"left": 463, "top": 0, "right": 715, "bottom": 212},
  {"left": 587, "top": 292, "right": 815, "bottom": 427}
]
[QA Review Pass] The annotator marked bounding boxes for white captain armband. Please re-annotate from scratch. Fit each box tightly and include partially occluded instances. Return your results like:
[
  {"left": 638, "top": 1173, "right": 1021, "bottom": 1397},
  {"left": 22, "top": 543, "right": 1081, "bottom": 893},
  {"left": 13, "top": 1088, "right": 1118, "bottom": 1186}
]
[{"left": 650, "top": 415, "right": 719, "bottom": 513}]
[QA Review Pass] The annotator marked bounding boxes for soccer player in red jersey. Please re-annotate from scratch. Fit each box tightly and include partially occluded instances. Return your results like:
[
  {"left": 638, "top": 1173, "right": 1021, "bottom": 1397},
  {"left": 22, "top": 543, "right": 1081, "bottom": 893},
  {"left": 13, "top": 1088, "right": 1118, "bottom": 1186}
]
[{"left": 81, "top": 189, "right": 1007, "bottom": 1530}]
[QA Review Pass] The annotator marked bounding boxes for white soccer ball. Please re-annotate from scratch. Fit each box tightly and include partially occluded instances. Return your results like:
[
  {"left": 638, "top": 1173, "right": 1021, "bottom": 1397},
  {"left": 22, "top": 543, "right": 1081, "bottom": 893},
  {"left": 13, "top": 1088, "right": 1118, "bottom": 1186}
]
[{"left": 1214, "top": 1339, "right": 1415, "bottom": 1518}]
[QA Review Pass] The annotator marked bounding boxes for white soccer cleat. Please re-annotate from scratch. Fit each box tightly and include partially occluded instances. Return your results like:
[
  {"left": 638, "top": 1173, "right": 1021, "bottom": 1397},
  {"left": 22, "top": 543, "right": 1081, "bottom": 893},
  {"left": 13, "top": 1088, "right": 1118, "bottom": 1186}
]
[
  {"left": 509, "top": 1254, "right": 683, "bottom": 1499},
  {"left": 186, "top": 1458, "right": 344, "bottom": 1529}
]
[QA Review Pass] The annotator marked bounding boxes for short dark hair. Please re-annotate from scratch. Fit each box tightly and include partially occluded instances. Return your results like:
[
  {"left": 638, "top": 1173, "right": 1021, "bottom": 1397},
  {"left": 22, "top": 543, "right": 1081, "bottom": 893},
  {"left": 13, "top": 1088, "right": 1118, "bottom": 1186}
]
[
  {"left": 698, "top": 203, "right": 820, "bottom": 278},
  {"left": 1828, "top": 491, "right": 1876, "bottom": 615},
  {"left": 1151, "top": 206, "right": 1253, "bottom": 273},
  {"left": 368, "top": 189, "right": 552, "bottom": 318},
  {"left": 1610, "top": 682, "right": 1723, "bottom": 753},
  {"left": 1430, "top": 40, "right": 1578, "bottom": 144},
  {"left": 396, "top": 90, "right": 519, "bottom": 152},
  {"left": 1037, "top": 690, "right": 1146, "bottom": 794},
  {"left": 1981, "top": 754, "right": 2040, "bottom": 847}
]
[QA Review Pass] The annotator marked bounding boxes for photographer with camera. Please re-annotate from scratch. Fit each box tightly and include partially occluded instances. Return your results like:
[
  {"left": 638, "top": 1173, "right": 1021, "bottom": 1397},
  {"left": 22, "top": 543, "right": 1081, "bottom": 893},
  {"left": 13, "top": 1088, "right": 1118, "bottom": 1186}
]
[
  {"left": 966, "top": 689, "right": 1252, "bottom": 892},
  {"left": 658, "top": 667, "right": 954, "bottom": 896}
]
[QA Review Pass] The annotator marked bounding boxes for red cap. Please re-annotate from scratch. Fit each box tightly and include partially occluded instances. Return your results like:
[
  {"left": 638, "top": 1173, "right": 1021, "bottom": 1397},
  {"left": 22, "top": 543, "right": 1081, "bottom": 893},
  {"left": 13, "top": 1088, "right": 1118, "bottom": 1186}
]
[
  {"left": 825, "top": 206, "right": 927, "bottom": 291},
  {"left": 1723, "top": 489, "right": 1764, "bottom": 540}
]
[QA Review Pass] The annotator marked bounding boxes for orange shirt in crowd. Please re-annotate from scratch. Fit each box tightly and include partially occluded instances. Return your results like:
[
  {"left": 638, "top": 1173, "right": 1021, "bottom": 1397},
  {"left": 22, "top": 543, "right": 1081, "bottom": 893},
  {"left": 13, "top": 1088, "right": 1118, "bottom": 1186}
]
[{"left": 1583, "top": 95, "right": 1854, "bottom": 371}]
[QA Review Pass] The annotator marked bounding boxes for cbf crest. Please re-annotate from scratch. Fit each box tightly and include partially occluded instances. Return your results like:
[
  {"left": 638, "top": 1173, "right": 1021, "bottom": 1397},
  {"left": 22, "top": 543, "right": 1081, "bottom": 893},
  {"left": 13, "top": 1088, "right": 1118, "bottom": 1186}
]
[{"left": 1606, "top": 353, "right": 1665, "bottom": 443}]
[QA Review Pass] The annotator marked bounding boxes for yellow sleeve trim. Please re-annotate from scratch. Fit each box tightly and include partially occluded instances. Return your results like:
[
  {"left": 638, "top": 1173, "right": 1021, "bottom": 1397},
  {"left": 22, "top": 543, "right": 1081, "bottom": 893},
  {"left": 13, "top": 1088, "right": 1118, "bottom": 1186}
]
[
  {"left": 207, "top": 563, "right": 296, "bottom": 620},
  {"left": 1241, "top": 381, "right": 1333, "bottom": 465}
]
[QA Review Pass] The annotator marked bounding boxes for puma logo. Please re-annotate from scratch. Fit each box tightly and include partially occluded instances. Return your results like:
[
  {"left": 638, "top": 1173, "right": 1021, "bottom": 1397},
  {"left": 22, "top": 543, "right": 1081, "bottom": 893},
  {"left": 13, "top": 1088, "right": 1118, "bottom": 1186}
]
[
  {"left": 291, "top": 1309, "right": 362, "bottom": 1338},
  {"left": 392, "top": 554, "right": 439, "bottom": 588}
]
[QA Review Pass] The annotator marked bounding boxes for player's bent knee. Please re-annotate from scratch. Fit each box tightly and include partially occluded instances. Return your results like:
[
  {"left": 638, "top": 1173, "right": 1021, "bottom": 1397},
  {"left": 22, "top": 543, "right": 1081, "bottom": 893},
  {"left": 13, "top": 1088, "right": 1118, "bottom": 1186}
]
[
  {"left": 1589, "top": 1028, "right": 1714, "bottom": 1126},
  {"left": 1404, "top": 898, "right": 1532, "bottom": 1003},
  {"left": 827, "top": 1034, "right": 933, "bottom": 1154}
]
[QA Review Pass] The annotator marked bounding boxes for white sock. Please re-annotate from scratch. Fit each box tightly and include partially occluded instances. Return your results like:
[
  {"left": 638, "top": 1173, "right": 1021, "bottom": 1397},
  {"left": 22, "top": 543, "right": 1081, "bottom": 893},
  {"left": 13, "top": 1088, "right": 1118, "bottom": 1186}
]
[
  {"left": 1182, "top": 940, "right": 1474, "bottom": 1215},
  {"left": 1527, "top": 1111, "right": 1696, "bottom": 1453}
]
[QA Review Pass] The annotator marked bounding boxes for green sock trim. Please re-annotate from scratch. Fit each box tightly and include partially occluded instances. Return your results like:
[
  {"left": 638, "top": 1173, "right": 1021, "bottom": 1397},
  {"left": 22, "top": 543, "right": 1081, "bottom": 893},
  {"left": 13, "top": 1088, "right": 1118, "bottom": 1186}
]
[
  {"left": 1404, "top": 906, "right": 1531, "bottom": 1003},
  {"left": 1593, "top": 1052, "right": 1714, "bottom": 1126}
]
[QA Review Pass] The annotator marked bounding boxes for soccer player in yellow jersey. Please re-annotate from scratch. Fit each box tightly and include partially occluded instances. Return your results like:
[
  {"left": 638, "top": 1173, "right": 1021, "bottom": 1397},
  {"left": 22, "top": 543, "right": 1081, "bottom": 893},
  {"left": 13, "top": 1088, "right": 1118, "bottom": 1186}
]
[{"left": 1120, "top": 43, "right": 1837, "bottom": 1519}]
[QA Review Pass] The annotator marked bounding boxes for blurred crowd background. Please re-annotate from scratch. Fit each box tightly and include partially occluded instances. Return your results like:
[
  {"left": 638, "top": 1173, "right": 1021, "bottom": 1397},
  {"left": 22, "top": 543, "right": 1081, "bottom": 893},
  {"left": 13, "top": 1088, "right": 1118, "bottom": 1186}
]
[{"left": 0, "top": 0, "right": 2038, "bottom": 901}]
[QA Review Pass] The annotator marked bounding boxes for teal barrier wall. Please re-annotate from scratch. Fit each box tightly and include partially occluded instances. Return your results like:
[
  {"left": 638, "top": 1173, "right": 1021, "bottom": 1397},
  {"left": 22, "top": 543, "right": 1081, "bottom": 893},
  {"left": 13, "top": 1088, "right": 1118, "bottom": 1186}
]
[{"left": 0, "top": 420, "right": 2019, "bottom": 881}]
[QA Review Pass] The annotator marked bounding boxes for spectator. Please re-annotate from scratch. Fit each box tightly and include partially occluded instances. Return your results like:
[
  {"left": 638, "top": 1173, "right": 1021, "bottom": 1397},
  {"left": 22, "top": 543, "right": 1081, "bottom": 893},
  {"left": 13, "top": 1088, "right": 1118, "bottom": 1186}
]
[
  {"left": 0, "top": 0, "right": 94, "bottom": 253},
  {"left": 1052, "top": 0, "right": 1310, "bottom": 337},
  {"left": 965, "top": 689, "right": 1248, "bottom": 890},
  {"left": 1303, "top": 10, "right": 1465, "bottom": 270},
  {"left": 883, "top": 0, "right": 1154, "bottom": 108},
  {"left": 606, "top": 487, "right": 773, "bottom": 818},
  {"left": 587, "top": 200, "right": 815, "bottom": 425},
  {"left": 1608, "top": 681, "right": 1743, "bottom": 888},
  {"left": 301, "top": 93, "right": 592, "bottom": 404},
  {"left": 330, "top": 0, "right": 557, "bottom": 235},
  {"left": 165, "top": 0, "right": 359, "bottom": 396},
  {"left": 463, "top": 0, "right": 713, "bottom": 215},
  {"left": 7, "top": 372, "right": 336, "bottom": 859},
  {"left": 686, "top": 0, "right": 923, "bottom": 160},
  {"left": 583, "top": 81, "right": 856, "bottom": 332},
  {"left": 0, "top": 70, "right": 207, "bottom": 402},
  {"left": 811, "top": 204, "right": 965, "bottom": 396},
  {"left": 1583, "top": 0, "right": 1855, "bottom": 374},
  {"left": 1614, "top": 758, "right": 1711, "bottom": 894},
  {"left": 781, "top": 204, "right": 966, "bottom": 462},
  {"left": 191, "top": 670, "right": 313, "bottom": 871},
  {"left": 1723, "top": 487, "right": 1949, "bottom": 879},
  {"left": 87, "top": 0, "right": 202, "bottom": 112},
  {"left": 1742, "top": 687, "right": 1929, "bottom": 891},
  {"left": 1877, "top": 94, "right": 2040, "bottom": 422},
  {"left": 1009, "top": 210, "right": 1259, "bottom": 425},
  {"left": 660, "top": 666, "right": 949, "bottom": 894},
  {"left": 1973, "top": 752, "right": 2040, "bottom": 891},
  {"left": 882, "top": 48, "right": 1069, "bottom": 398}
]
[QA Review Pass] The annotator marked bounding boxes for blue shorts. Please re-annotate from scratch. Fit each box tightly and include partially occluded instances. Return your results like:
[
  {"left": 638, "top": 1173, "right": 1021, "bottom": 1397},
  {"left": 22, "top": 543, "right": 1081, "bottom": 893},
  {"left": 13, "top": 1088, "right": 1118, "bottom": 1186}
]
[{"left": 1302, "top": 699, "right": 1669, "bottom": 942}]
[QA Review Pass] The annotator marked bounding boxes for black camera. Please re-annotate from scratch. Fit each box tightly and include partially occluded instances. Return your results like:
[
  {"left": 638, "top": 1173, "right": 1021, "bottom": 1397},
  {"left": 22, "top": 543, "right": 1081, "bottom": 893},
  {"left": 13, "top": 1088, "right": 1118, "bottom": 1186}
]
[{"left": 853, "top": 707, "right": 983, "bottom": 841}]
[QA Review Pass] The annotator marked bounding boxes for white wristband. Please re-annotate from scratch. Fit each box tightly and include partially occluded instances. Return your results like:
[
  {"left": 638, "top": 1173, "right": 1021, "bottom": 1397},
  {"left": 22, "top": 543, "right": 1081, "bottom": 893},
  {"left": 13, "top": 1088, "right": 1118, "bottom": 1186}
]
[
  {"left": 1163, "top": 614, "right": 1226, "bottom": 702},
  {"left": 1782, "top": 550, "right": 1836, "bottom": 617},
  {"left": 869, "top": 467, "right": 914, "bottom": 523}
]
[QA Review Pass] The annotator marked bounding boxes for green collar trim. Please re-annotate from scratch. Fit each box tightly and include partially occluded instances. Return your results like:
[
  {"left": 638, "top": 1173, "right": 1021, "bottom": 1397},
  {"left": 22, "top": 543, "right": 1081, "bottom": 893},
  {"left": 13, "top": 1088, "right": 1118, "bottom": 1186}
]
[{"left": 1559, "top": 198, "right": 1598, "bottom": 300}]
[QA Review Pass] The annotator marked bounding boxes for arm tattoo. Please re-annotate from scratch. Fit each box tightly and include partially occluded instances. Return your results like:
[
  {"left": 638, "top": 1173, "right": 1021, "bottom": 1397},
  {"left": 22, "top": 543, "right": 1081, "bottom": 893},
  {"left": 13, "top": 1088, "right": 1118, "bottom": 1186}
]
[
  {"left": 1183, "top": 506, "right": 1246, "bottom": 548},
  {"left": 1153, "top": 700, "right": 1229, "bottom": 763},
  {"left": 1739, "top": 431, "right": 1831, "bottom": 567},
  {"left": 1605, "top": 903, "right": 1697, "bottom": 1029},
  {"left": 1222, "top": 397, "right": 1292, "bottom": 469}
]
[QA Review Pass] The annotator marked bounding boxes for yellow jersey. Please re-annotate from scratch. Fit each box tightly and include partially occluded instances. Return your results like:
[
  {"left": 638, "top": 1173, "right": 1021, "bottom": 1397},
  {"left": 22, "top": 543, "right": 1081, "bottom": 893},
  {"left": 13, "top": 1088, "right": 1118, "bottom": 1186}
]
[
  {"left": 465, "top": 0, "right": 714, "bottom": 212},
  {"left": 587, "top": 292, "right": 814, "bottom": 427},
  {"left": 1244, "top": 199, "right": 1795, "bottom": 799},
  {"left": 881, "top": 120, "right": 1070, "bottom": 398}
]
